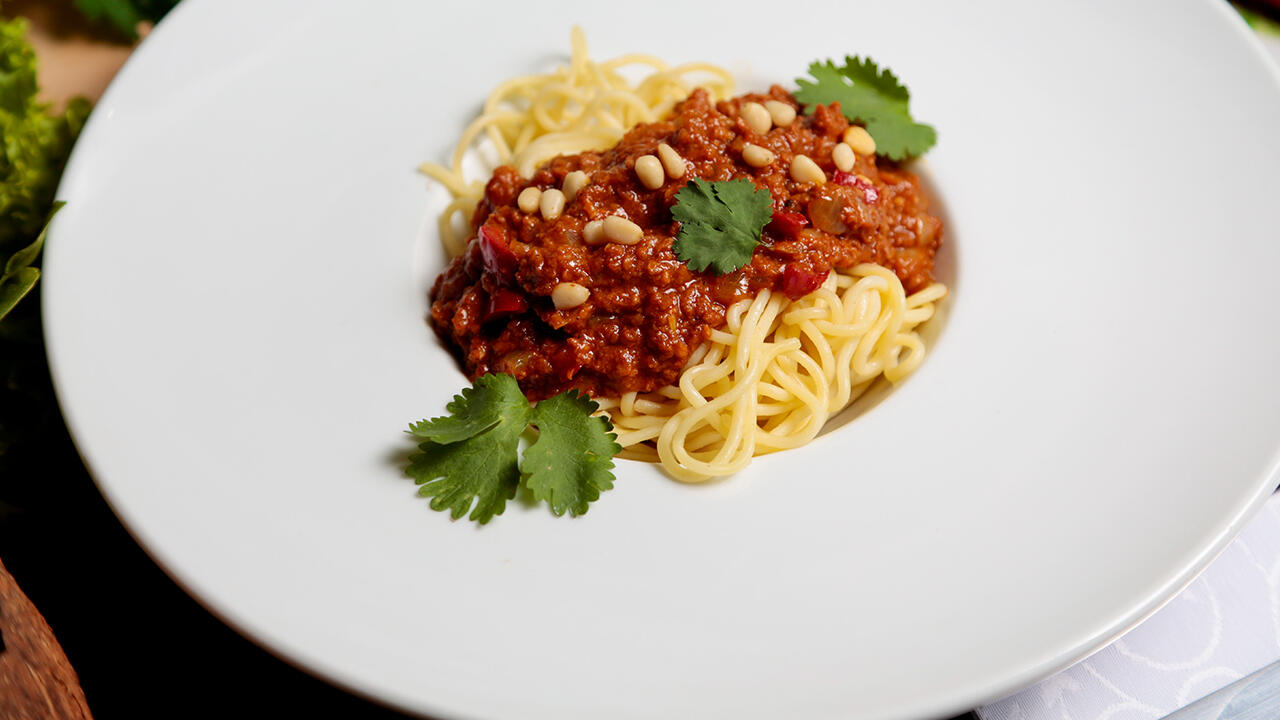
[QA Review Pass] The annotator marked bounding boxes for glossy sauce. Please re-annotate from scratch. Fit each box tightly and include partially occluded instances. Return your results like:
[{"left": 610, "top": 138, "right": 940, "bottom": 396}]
[{"left": 430, "top": 87, "right": 941, "bottom": 400}]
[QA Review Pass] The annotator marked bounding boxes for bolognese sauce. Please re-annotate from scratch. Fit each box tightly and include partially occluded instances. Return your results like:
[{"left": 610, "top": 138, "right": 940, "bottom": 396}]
[{"left": 429, "top": 86, "right": 942, "bottom": 401}]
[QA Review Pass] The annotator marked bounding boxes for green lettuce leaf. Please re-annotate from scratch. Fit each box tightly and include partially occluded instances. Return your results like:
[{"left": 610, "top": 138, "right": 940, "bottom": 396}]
[{"left": 0, "top": 18, "right": 89, "bottom": 322}]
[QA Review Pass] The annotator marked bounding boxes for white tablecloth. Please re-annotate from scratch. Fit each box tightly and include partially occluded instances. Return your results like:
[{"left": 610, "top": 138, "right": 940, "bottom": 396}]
[{"left": 977, "top": 494, "right": 1280, "bottom": 719}]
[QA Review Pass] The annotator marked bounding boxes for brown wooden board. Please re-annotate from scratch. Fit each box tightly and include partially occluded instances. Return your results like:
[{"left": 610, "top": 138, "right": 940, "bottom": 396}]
[{"left": 0, "top": 558, "right": 92, "bottom": 720}]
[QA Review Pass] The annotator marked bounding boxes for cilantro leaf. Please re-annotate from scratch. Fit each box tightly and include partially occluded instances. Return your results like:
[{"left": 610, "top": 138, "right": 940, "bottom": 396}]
[
  {"left": 671, "top": 178, "right": 773, "bottom": 275},
  {"left": 409, "top": 430, "right": 525, "bottom": 525},
  {"left": 409, "top": 372, "right": 528, "bottom": 444},
  {"left": 404, "top": 373, "right": 622, "bottom": 524},
  {"left": 794, "top": 56, "right": 936, "bottom": 161},
  {"left": 407, "top": 375, "right": 531, "bottom": 524},
  {"left": 522, "top": 391, "right": 620, "bottom": 517}
]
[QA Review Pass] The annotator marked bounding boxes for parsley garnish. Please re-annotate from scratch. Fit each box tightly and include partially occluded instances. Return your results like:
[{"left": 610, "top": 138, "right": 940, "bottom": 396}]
[
  {"left": 406, "top": 373, "right": 620, "bottom": 524},
  {"left": 671, "top": 178, "right": 773, "bottom": 275},
  {"left": 794, "top": 56, "right": 936, "bottom": 161}
]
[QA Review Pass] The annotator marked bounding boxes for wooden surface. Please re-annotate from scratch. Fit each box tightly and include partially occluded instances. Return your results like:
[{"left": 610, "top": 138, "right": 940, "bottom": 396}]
[
  {"left": 3, "top": 0, "right": 134, "bottom": 107},
  {"left": 0, "top": 559, "right": 92, "bottom": 720}
]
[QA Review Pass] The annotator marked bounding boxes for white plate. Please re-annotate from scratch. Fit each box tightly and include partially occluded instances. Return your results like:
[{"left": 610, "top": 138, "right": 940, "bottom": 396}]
[{"left": 43, "top": 1, "right": 1280, "bottom": 718}]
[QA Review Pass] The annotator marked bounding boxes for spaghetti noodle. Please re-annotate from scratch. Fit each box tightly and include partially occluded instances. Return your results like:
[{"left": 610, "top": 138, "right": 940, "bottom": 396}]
[
  {"left": 419, "top": 27, "right": 733, "bottom": 258},
  {"left": 595, "top": 265, "right": 945, "bottom": 481},
  {"left": 422, "top": 31, "right": 947, "bottom": 483}
]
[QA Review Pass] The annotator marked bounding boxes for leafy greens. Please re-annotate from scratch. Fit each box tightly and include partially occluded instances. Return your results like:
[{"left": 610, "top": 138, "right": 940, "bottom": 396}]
[
  {"left": 671, "top": 178, "right": 773, "bottom": 275},
  {"left": 406, "top": 373, "right": 620, "bottom": 524},
  {"left": 0, "top": 18, "right": 89, "bottom": 322},
  {"left": 794, "top": 56, "right": 936, "bottom": 161}
]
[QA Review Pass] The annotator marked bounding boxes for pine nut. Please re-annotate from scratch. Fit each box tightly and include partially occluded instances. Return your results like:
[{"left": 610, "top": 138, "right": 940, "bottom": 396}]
[
  {"left": 764, "top": 100, "right": 796, "bottom": 127},
  {"left": 790, "top": 154, "right": 826, "bottom": 184},
  {"left": 562, "top": 170, "right": 589, "bottom": 202},
  {"left": 539, "top": 188, "right": 565, "bottom": 220},
  {"left": 843, "top": 125, "right": 876, "bottom": 156},
  {"left": 635, "top": 155, "right": 664, "bottom": 190},
  {"left": 833, "top": 142, "right": 855, "bottom": 172},
  {"left": 603, "top": 215, "right": 643, "bottom": 245},
  {"left": 656, "top": 142, "right": 685, "bottom": 178},
  {"left": 741, "top": 101, "right": 772, "bottom": 135},
  {"left": 551, "top": 282, "right": 590, "bottom": 309},
  {"left": 742, "top": 143, "right": 776, "bottom": 168},
  {"left": 517, "top": 187, "right": 542, "bottom": 213},
  {"left": 583, "top": 219, "right": 606, "bottom": 245}
]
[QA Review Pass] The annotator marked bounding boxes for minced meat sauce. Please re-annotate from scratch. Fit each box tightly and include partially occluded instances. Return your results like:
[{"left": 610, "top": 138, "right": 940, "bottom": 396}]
[{"left": 429, "top": 87, "right": 942, "bottom": 401}]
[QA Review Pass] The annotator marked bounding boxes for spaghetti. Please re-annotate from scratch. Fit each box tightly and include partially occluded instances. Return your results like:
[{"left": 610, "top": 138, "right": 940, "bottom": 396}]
[
  {"left": 419, "top": 27, "right": 734, "bottom": 258},
  {"left": 596, "top": 266, "right": 945, "bottom": 481},
  {"left": 422, "top": 31, "right": 947, "bottom": 483}
]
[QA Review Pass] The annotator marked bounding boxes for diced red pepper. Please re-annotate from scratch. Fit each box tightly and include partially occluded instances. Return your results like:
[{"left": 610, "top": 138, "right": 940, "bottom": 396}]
[
  {"left": 766, "top": 211, "right": 808, "bottom": 238},
  {"left": 483, "top": 286, "right": 528, "bottom": 322},
  {"left": 832, "top": 170, "right": 880, "bottom": 205},
  {"left": 781, "top": 265, "right": 827, "bottom": 300},
  {"left": 477, "top": 224, "right": 518, "bottom": 283},
  {"left": 550, "top": 347, "right": 582, "bottom": 381}
]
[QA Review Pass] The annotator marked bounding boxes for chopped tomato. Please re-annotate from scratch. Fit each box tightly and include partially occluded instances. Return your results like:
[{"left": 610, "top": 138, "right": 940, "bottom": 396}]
[
  {"left": 766, "top": 210, "right": 809, "bottom": 238},
  {"left": 477, "top": 224, "right": 517, "bottom": 283},
  {"left": 832, "top": 171, "right": 880, "bottom": 204},
  {"left": 483, "top": 286, "right": 528, "bottom": 322},
  {"left": 550, "top": 347, "right": 582, "bottom": 381},
  {"left": 781, "top": 265, "right": 827, "bottom": 299}
]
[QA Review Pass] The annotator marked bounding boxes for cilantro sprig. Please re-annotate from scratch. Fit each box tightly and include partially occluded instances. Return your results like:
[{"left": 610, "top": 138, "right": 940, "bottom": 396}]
[
  {"left": 406, "top": 373, "right": 621, "bottom": 524},
  {"left": 671, "top": 178, "right": 773, "bottom": 275},
  {"left": 794, "top": 56, "right": 936, "bottom": 161},
  {"left": 522, "top": 390, "right": 619, "bottom": 516}
]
